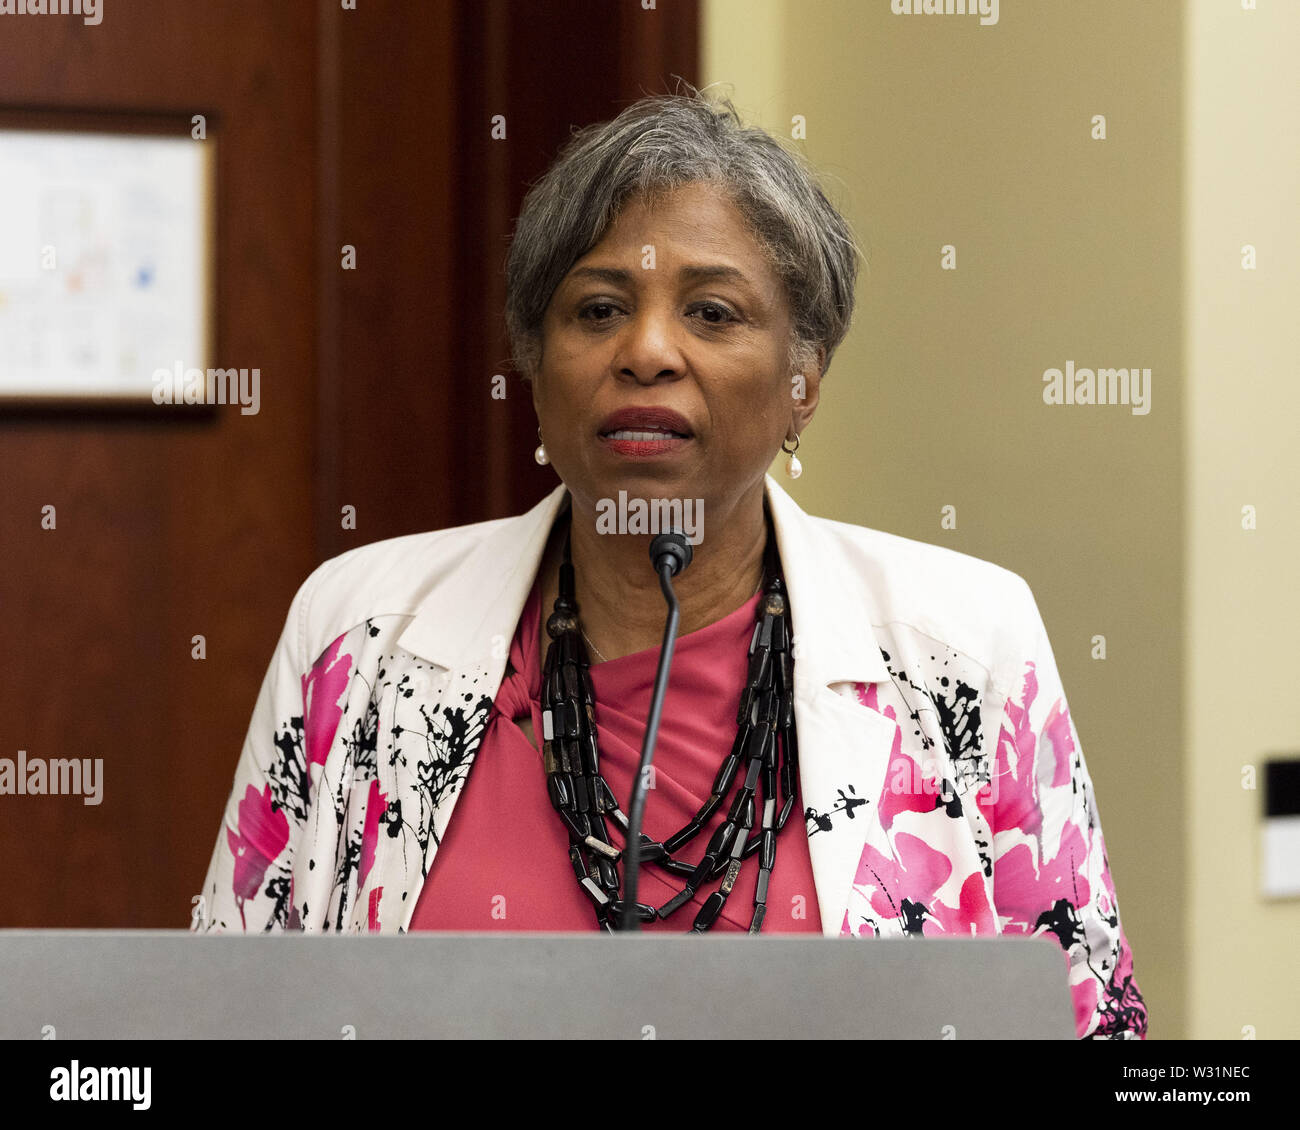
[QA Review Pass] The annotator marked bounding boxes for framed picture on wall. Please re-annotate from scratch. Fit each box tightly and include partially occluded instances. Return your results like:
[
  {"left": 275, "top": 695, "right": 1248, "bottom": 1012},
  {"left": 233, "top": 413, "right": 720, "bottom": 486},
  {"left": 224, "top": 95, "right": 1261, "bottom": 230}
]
[{"left": 0, "top": 110, "right": 215, "bottom": 407}]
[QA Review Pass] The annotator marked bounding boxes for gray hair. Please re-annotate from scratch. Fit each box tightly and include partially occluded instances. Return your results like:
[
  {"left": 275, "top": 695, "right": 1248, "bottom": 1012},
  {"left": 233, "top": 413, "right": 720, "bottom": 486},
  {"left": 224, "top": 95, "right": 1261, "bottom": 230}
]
[{"left": 504, "top": 87, "right": 860, "bottom": 381}]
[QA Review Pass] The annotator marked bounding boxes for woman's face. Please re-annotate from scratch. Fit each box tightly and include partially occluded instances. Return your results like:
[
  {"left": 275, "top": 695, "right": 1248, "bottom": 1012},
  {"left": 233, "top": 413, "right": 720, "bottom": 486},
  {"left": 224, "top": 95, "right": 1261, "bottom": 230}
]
[{"left": 531, "top": 181, "right": 820, "bottom": 524}]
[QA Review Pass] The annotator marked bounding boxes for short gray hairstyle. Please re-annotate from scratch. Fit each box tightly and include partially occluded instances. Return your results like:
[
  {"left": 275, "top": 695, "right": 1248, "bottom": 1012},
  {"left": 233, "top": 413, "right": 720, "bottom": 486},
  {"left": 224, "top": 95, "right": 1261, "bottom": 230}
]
[{"left": 504, "top": 87, "right": 860, "bottom": 381}]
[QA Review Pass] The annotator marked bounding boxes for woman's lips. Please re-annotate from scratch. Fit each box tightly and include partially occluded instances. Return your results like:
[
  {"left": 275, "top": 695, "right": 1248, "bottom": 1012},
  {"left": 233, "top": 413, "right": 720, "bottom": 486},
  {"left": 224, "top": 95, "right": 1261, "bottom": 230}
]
[
  {"left": 598, "top": 429, "right": 692, "bottom": 458},
  {"left": 596, "top": 407, "right": 693, "bottom": 437},
  {"left": 603, "top": 428, "right": 689, "bottom": 441}
]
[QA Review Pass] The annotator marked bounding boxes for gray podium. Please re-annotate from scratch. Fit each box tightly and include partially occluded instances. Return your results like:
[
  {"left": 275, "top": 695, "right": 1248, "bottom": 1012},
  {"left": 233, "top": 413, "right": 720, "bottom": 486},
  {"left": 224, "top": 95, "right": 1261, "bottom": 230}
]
[{"left": 0, "top": 930, "right": 1077, "bottom": 1039}]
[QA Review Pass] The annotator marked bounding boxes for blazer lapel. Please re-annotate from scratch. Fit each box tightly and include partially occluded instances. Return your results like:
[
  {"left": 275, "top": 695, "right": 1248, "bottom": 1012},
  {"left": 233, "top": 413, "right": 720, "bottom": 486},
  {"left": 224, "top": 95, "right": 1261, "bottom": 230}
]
[
  {"left": 763, "top": 476, "right": 897, "bottom": 936},
  {"left": 385, "top": 483, "right": 571, "bottom": 932}
]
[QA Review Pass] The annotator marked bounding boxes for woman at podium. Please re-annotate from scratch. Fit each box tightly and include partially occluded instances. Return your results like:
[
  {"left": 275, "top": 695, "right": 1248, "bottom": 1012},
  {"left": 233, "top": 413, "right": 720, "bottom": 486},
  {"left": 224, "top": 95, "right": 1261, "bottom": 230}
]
[{"left": 197, "top": 89, "right": 1147, "bottom": 1041}]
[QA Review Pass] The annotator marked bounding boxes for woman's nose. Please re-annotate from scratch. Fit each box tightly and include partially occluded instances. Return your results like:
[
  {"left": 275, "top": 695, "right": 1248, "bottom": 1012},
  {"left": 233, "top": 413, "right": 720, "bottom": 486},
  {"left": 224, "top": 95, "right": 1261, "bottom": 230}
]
[{"left": 613, "top": 306, "right": 685, "bottom": 384}]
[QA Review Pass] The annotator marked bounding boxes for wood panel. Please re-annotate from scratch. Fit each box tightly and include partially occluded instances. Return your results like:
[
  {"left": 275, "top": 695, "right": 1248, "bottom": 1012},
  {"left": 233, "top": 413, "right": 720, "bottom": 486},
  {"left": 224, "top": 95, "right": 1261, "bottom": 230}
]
[
  {"left": 0, "top": 1, "right": 318, "bottom": 927},
  {"left": 0, "top": 0, "right": 699, "bottom": 928},
  {"left": 323, "top": 0, "right": 701, "bottom": 544}
]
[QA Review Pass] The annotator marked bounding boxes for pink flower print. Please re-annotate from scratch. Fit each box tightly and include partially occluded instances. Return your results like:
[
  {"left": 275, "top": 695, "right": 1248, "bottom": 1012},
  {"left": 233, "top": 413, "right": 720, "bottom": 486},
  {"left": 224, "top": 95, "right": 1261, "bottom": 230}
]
[
  {"left": 359, "top": 777, "right": 388, "bottom": 889},
  {"left": 855, "top": 683, "right": 938, "bottom": 832},
  {"left": 993, "top": 818, "right": 1092, "bottom": 938},
  {"left": 301, "top": 633, "right": 353, "bottom": 770},
  {"left": 980, "top": 661, "right": 1042, "bottom": 838},
  {"left": 850, "top": 830, "right": 995, "bottom": 938},
  {"left": 925, "top": 869, "right": 996, "bottom": 937},
  {"left": 1042, "top": 698, "right": 1075, "bottom": 789},
  {"left": 226, "top": 783, "right": 290, "bottom": 930},
  {"left": 854, "top": 831, "right": 950, "bottom": 928}
]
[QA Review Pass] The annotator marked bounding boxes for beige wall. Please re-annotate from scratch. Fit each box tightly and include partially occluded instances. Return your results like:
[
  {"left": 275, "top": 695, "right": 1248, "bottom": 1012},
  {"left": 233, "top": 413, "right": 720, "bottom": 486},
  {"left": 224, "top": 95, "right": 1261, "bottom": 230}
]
[
  {"left": 1185, "top": 0, "right": 1300, "bottom": 1039},
  {"left": 704, "top": 0, "right": 1187, "bottom": 1035}
]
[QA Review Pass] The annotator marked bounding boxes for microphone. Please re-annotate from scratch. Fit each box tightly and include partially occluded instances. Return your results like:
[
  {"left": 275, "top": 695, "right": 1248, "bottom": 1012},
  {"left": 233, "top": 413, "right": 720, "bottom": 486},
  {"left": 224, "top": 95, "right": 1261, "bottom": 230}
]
[
  {"left": 650, "top": 529, "right": 693, "bottom": 578},
  {"left": 621, "top": 529, "right": 693, "bottom": 931}
]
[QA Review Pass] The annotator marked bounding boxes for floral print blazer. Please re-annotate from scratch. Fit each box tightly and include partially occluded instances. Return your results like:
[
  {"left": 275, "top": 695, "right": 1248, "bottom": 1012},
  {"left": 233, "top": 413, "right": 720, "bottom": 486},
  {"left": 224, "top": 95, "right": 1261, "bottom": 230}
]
[{"left": 196, "top": 474, "right": 1148, "bottom": 1040}]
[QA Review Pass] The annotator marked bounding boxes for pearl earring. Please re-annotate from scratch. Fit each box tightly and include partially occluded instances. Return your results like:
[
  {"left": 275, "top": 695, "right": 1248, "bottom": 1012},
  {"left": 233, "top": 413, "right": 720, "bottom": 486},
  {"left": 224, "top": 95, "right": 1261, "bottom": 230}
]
[
  {"left": 534, "top": 426, "right": 549, "bottom": 466},
  {"left": 781, "top": 433, "right": 802, "bottom": 479}
]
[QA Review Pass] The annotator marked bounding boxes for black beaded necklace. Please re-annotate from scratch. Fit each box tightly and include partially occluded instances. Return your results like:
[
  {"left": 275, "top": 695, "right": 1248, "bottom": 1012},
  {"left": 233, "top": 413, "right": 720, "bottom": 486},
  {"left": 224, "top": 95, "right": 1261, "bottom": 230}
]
[{"left": 539, "top": 509, "right": 800, "bottom": 933}]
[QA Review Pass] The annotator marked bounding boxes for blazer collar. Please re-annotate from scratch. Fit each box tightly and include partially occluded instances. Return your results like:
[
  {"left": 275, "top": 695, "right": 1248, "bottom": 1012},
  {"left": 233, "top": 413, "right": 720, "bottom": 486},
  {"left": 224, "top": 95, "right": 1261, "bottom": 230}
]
[{"left": 396, "top": 475, "right": 890, "bottom": 688}]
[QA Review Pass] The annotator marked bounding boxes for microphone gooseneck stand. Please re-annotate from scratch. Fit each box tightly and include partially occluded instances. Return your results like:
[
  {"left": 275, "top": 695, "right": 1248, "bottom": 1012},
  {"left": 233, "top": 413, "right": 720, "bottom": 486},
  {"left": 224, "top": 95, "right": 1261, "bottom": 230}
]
[{"left": 620, "top": 529, "right": 693, "bottom": 932}]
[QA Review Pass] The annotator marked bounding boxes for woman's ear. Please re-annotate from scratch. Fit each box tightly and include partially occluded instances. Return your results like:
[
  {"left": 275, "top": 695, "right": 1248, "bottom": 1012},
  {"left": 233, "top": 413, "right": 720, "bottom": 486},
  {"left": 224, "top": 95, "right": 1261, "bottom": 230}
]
[{"left": 791, "top": 347, "right": 824, "bottom": 433}]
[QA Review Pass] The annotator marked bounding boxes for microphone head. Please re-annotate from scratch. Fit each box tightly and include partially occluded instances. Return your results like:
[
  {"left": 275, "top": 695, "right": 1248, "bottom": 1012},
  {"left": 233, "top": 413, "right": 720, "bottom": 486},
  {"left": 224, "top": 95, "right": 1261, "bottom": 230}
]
[{"left": 649, "top": 529, "right": 693, "bottom": 577}]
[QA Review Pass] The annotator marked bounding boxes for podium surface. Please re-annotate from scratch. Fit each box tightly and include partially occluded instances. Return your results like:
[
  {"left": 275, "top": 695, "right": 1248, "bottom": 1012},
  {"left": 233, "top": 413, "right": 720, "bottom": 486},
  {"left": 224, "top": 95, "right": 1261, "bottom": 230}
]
[{"left": 0, "top": 930, "right": 1076, "bottom": 1039}]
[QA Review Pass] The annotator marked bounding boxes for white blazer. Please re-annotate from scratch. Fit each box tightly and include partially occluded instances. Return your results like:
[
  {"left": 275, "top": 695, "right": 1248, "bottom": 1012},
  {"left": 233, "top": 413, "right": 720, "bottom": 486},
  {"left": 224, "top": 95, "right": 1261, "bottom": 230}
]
[{"left": 197, "top": 474, "right": 1147, "bottom": 1039}]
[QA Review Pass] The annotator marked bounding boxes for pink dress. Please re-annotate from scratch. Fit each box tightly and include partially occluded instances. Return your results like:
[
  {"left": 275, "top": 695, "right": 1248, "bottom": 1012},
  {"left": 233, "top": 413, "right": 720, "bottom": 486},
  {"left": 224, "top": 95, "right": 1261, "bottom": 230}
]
[{"left": 409, "top": 574, "right": 822, "bottom": 932}]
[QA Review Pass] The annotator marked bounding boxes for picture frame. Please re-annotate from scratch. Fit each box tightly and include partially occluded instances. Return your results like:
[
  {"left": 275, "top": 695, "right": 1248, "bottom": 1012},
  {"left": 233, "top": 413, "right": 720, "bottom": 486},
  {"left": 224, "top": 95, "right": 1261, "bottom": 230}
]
[{"left": 0, "top": 108, "right": 216, "bottom": 410}]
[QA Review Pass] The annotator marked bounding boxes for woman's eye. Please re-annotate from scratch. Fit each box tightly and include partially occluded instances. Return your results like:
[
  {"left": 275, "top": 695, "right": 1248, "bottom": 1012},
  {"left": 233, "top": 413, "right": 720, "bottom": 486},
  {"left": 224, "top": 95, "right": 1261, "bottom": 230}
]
[
  {"left": 690, "top": 302, "right": 736, "bottom": 324},
  {"left": 578, "top": 300, "right": 736, "bottom": 324}
]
